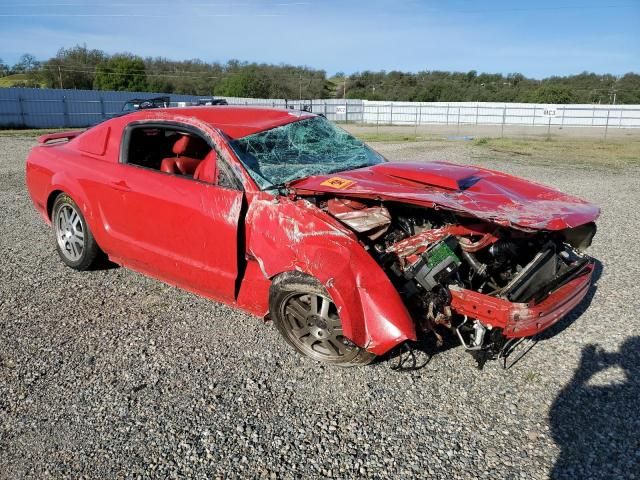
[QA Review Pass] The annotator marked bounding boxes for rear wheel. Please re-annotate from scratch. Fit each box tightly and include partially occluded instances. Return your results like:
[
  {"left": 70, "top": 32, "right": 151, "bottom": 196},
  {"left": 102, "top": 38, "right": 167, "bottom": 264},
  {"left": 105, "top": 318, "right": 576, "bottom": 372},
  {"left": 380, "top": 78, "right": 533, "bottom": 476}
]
[
  {"left": 270, "top": 274, "right": 375, "bottom": 366},
  {"left": 52, "top": 193, "right": 100, "bottom": 271}
]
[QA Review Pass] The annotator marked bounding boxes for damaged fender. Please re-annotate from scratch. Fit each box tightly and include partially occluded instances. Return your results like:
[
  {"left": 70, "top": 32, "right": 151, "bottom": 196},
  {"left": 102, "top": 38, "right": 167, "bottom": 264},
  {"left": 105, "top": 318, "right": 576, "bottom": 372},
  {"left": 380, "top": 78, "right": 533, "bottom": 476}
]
[{"left": 245, "top": 192, "right": 417, "bottom": 355}]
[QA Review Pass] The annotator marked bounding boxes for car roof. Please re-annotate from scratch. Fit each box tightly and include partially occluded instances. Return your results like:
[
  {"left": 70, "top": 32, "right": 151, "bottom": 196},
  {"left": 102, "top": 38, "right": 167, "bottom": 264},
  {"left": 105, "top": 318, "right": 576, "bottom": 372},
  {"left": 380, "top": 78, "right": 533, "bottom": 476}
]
[{"left": 126, "top": 106, "right": 315, "bottom": 139}]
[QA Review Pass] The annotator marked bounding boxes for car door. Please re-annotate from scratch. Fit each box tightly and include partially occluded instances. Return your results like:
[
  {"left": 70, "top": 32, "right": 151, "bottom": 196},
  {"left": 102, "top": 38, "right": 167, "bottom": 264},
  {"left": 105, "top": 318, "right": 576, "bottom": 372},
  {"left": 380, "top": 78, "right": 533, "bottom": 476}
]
[{"left": 97, "top": 123, "right": 242, "bottom": 303}]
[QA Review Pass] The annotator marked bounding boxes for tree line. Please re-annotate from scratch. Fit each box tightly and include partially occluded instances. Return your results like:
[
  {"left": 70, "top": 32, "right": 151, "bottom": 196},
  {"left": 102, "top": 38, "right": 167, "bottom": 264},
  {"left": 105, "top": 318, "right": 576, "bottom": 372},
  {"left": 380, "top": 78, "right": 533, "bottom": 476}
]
[{"left": 1, "top": 45, "right": 638, "bottom": 104}]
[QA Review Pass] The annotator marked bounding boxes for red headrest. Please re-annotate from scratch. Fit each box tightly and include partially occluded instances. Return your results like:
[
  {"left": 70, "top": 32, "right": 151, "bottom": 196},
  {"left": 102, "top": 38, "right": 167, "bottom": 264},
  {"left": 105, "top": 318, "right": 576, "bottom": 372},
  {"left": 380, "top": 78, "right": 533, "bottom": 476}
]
[
  {"left": 194, "top": 150, "right": 218, "bottom": 184},
  {"left": 172, "top": 135, "right": 197, "bottom": 156}
]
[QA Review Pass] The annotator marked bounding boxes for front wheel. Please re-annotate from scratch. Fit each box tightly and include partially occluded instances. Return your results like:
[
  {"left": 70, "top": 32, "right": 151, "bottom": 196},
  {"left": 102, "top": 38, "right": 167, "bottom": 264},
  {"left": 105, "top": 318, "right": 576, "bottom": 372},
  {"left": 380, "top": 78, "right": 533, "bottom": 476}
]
[
  {"left": 52, "top": 193, "right": 100, "bottom": 271},
  {"left": 269, "top": 274, "right": 375, "bottom": 367}
]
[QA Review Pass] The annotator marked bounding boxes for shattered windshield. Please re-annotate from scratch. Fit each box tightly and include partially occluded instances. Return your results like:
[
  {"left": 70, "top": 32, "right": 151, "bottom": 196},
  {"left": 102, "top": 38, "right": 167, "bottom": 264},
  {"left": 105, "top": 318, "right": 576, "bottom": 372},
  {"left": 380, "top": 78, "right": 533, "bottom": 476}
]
[{"left": 229, "top": 116, "right": 386, "bottom": 189}]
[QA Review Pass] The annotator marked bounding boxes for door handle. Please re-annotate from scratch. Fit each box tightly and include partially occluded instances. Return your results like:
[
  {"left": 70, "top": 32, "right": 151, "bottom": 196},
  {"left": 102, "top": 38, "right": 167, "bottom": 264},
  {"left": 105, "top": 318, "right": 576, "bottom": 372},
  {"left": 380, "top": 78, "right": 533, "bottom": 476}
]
[{"left": 112, "top": 180, "right": 130, "bottom": 192}]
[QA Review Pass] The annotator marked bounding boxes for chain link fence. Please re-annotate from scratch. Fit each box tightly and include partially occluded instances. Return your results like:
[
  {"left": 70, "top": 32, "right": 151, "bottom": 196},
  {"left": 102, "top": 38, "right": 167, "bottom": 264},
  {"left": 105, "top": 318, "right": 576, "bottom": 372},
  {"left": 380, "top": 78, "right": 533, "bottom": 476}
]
[{"left": 1, "top": 88, "right": 638, "bottom": 139}]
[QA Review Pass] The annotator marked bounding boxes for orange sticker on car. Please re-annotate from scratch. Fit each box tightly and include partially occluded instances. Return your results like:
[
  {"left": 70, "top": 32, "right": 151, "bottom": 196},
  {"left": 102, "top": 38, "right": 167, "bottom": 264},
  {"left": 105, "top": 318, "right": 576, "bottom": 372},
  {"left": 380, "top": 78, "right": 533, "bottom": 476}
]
[{"left": 320, "top": 177, "right": 356, "bottom": 190}]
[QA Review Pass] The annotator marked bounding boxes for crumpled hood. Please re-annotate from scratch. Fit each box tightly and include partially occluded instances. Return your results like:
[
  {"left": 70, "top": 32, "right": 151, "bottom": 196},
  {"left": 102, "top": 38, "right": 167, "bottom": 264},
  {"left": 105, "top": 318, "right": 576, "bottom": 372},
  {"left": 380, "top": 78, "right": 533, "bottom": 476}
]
[{"left": 289, "top": 161, "right": 600, "bottom": 231}]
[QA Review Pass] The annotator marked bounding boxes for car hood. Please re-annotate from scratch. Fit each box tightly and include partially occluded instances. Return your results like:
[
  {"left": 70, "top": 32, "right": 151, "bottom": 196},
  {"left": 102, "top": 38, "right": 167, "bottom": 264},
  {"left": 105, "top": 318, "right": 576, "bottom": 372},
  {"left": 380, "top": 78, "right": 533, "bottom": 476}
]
[{"left": 289, "top": 161, "right": 600, "bottom": 231}]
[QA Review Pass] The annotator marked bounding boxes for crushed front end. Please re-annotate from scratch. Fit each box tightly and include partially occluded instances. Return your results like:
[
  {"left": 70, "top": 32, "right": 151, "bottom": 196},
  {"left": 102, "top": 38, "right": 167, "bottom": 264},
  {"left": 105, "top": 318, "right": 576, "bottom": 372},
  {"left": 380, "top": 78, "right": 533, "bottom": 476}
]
[{"left": 321, "top": 197, "right": 597, "bottom": 364}]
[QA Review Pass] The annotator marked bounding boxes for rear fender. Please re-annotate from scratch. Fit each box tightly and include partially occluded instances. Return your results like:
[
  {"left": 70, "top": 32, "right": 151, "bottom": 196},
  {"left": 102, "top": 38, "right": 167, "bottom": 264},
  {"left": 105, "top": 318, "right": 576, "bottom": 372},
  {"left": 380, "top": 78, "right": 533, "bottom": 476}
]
[
  {"left": 246, "top": 194, "right": 416, "bottom": 355},
  {"left": 47, "top": 172, "right": 107, "bottom": 247}
]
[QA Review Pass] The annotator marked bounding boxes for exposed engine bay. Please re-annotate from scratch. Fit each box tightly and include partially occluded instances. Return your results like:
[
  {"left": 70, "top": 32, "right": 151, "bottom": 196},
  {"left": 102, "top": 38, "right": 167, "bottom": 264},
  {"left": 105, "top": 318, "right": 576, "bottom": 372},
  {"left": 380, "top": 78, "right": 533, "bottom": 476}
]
[{"left": 321, "top": 197, "right": 596, "bottom": 365}]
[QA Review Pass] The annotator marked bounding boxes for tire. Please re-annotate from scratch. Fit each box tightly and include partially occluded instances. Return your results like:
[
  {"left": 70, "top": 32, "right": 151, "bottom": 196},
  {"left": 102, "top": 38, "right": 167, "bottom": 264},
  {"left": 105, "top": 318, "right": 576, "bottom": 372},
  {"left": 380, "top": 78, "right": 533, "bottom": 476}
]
[
  {"left": 52, "top": 193, "right": 100, "bottom": 271},
  {"left": 269, "top": 273, "right": 375, "bottom": 367}
]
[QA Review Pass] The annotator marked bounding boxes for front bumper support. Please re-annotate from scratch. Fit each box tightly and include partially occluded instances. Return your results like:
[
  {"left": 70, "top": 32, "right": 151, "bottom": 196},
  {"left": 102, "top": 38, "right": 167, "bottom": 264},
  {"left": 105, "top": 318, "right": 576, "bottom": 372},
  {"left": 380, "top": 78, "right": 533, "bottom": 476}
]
[{"left": 448, "top": 261, "right": 594, "bottom": 338}]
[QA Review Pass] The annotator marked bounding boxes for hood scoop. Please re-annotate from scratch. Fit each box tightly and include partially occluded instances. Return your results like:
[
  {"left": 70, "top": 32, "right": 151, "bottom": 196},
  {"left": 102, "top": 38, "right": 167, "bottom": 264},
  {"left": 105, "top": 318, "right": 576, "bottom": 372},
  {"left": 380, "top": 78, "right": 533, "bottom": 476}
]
[{"left": 372, "top": 162, "right": 481, "bottom": 191}]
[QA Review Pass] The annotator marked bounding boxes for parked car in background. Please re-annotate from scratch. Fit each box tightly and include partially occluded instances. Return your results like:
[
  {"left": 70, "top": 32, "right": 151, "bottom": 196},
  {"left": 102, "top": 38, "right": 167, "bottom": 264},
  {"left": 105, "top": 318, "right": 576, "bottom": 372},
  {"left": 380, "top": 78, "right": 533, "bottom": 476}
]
[{"left": 121, "top": 96, "right": 171, "bottom": 113}]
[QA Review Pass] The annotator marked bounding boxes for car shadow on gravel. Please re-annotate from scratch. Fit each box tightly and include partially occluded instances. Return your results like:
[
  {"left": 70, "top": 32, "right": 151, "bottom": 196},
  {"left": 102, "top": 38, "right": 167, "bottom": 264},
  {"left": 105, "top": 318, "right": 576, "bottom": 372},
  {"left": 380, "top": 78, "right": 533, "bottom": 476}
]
[
  {"left": 549, "top": 337, "right": 640, "bottom": 479},
  {"left": 89, "top": 252, "right": 120, "bottom": 271}
]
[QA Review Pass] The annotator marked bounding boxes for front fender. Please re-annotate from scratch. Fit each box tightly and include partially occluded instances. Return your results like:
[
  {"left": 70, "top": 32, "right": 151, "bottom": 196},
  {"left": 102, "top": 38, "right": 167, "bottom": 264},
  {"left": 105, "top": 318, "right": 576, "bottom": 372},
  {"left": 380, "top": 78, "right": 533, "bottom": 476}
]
[{"left": 246, "top": 194, "right": 416, "bottom": 355}]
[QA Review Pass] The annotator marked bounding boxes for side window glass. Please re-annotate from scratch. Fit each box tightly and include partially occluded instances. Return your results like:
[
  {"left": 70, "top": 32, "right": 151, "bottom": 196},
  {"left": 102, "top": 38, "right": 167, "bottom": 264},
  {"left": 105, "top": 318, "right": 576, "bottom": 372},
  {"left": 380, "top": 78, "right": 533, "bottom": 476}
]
[{"left": 123, "top": 124, "right": 242, "bottom": 190}]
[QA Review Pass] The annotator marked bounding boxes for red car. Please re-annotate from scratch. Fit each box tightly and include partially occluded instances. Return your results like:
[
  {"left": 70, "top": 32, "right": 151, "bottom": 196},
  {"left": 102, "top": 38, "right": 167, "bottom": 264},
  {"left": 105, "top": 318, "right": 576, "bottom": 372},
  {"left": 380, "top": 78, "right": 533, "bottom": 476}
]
[{"left": 26, "top": 107, "right": 599, "bottom": 366}]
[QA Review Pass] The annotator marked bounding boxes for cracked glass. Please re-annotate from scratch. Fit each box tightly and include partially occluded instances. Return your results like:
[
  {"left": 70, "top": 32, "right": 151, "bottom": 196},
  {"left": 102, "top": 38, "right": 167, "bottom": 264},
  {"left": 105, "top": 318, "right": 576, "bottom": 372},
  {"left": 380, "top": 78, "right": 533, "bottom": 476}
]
[{"left": 229, "top": 116, "right": 385, "bottom": 189}]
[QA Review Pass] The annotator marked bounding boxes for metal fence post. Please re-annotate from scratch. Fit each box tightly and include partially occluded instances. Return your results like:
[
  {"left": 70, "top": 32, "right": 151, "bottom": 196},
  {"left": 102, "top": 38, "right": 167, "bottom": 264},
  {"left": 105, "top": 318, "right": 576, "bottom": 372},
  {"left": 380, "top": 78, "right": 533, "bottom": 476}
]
[
  {"left": 604, "top": 108, "right": 610, "bottom": 141},
  {"left": 389, "top": 102, "right": 393, "bottom": 125},
  {"left": 475, "top": 103, "right": 479, "bottom": 125},
  {"left": 18, "top": 96, "right": 26, "bottom": 127},
  {"left": 414, "top": 104, "right": 419, "bottom": 136},
  {"left": 560, "top": 106, "right": 566, "bottom": 128},
  {"left": 445, "top": 103, "right": 450, "bottom": 125},
  {"left": 345, "top": 100, "right": 348, "bottom": 124},
  {"left": 618, "top": 107, "right": 623, "bottom": 128},
  {"left": 532, "top": 105, "right": 537, "bottom": 127},
  {"left": 376, "top": 104, "right": 380, "bottom": 134},
  {"left": 592, "top": 105, "right": 596, "bottom": 126},
  {"left": 456, "top": 106, "right": 461, "bottom": 135},
  {"left": 100, "top": 96, "right": 105, "bottom": 120},
  {"left": 323, "top": 101, "right": 327, "bottom": 117},
  {"left": 501, "top": 104, "right": 507, "bottom": 138},
  {"left": 62, "top": 95, "right": 69, "bottom": 128}
]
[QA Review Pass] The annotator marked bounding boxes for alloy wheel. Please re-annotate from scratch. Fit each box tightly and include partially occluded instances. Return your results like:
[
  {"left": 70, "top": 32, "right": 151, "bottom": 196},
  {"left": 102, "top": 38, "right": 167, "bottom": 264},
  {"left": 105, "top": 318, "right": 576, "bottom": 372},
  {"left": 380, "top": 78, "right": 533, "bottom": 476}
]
[
  {"left": 55, "top": 204, "right": 85, "bottom": 262},
  {"left": 281, "top": 292, "right": 356, "bottom": 361}
]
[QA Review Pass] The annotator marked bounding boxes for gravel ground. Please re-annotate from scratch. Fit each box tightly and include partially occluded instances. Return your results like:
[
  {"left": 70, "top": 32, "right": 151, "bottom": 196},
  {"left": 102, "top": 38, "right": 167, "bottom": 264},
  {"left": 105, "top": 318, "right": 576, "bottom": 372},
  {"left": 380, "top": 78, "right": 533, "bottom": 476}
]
[{"left": 1, "top": 134, "right": 639, "bottom": 479}]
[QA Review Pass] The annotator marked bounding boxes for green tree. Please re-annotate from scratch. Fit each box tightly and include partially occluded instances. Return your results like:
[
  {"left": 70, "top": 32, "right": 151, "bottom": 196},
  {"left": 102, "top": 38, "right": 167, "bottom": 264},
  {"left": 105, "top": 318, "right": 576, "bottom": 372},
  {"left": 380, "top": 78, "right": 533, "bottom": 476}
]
[
  {"left": 41, "top": 45, "right": 107, "bottom": 89},
  {"left": 529, "top": 84, "right": 577, "bottom": 104},
  {"left": 0, "top": 58, "right": 8, "bottom": 77},
  {"left": 216, "top": 68, "right": 272, "bottom": 98},
  {"left": 12, "top": 53, "right": 40, "bottom": 73},
  {"left": 94, "top": 55, "right": 147, "bottom": 91}
]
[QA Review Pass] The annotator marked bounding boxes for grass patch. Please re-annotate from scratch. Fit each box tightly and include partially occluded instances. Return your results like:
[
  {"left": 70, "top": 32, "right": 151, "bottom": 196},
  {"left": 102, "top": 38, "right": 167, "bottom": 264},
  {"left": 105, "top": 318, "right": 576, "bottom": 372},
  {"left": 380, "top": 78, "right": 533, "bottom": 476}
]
[
  {"left": 356, "top": 132, "right": 420, "bottom": 143},
  {"left": 353, "top": 131, "right": 445, "bottom": 143},
  {"left": 0, "top": 128, "right": 68, "bottom": 138},
  {"left": 0, "top": 74, "right": 46, "bottom": 88},
  {"left": 471, "top": 136, "right": 640, "bottom": 168}
]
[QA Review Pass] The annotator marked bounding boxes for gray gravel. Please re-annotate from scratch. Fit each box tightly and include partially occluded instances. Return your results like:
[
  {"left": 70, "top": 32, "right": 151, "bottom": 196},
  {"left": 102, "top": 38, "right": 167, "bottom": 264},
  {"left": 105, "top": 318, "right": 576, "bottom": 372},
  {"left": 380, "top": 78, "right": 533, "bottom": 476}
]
[{"left": 1, "top": 134, "right": 639, "bottom": 479}]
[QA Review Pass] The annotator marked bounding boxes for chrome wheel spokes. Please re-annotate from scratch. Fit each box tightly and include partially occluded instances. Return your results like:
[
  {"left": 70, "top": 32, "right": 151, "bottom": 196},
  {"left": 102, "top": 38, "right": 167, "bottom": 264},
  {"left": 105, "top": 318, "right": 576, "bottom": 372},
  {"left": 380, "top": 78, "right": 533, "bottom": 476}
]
[
  {"left": 55, "top": 204, "right": 84, "bottom": 262},
  {"left": 283, "top": 292, "right": 354, "bottom": 360}
]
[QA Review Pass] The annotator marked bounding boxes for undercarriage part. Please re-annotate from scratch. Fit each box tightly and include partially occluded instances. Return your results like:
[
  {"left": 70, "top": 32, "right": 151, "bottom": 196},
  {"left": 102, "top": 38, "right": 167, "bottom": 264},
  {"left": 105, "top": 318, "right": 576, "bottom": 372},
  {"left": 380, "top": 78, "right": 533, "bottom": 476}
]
[
  {"left": 498, "top": 336, "right": 539, "bottom": 369},
  {"left": 389, "top": 342, "right": 432, "bottom": 371},
  {"left": 456, "top": 317, "right": 509, "bottom": 369},
  {"left": 455, "top": 317, "right": 487, "bottom": 351}
]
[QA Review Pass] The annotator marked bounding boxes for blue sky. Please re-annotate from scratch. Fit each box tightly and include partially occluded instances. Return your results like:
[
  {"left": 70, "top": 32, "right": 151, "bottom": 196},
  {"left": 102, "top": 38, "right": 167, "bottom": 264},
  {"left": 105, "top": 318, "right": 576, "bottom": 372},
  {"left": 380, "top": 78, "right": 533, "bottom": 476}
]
[{"left": 0, "top": 0, "right": 638, "bottom": 77}]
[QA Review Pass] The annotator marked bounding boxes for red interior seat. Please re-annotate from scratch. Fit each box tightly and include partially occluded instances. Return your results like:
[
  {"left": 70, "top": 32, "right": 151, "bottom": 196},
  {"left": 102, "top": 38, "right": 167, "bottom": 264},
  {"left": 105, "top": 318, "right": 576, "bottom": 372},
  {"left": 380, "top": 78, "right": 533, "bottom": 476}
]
[
  {"left": 160, "top": 134, "right": 206, "bottom": 176},
  {"left": 193, "top": 150, "right": 218, "bottom": 183}
]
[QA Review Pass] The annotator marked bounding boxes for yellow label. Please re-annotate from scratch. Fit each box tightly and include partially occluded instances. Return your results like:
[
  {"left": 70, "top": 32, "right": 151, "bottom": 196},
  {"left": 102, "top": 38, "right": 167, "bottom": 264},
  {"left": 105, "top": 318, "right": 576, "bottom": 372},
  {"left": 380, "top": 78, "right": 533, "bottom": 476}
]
[{"left": 320, "top": 177, "right": 356, "bottom": 190}]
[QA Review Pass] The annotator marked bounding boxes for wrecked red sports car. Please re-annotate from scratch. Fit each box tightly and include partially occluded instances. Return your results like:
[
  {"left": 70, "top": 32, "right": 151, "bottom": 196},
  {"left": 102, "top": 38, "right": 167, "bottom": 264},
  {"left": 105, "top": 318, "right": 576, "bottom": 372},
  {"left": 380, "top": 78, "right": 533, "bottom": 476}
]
[{"left": 26, "top": 107, "right": 599, "bottom": 366}]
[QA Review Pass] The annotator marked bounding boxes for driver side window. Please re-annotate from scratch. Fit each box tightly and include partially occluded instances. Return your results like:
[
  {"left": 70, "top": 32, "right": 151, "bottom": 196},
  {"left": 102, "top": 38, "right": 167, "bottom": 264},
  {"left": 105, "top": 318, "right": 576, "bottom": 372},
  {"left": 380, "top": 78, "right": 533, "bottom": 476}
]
[{"left": 123, "top": 124, "right": 239, "bottom": 190}]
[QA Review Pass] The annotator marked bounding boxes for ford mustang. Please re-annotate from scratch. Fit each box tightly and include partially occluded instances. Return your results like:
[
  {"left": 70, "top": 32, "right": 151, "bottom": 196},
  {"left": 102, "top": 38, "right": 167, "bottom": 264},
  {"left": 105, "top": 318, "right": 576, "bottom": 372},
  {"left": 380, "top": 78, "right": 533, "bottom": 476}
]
[{"left": 26, "top": 107, "right": 599, "bottom": 366}]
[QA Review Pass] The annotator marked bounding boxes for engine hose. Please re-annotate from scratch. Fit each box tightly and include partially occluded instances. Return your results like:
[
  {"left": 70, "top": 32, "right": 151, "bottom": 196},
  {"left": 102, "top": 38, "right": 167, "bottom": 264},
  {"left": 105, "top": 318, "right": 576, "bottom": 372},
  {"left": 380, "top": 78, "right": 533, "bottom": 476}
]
[{"left": 461, "top": 250, "right": 488, "bottom": 277}]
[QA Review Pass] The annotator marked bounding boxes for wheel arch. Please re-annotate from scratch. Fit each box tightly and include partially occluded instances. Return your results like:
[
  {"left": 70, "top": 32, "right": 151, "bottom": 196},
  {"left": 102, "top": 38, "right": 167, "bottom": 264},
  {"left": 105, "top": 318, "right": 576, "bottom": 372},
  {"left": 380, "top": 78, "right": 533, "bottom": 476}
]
[
  {"left": 247, "top": 195, "right": 417, "bottom": 356},
  {"left": 261, "top": 246, "right": 417, "bottom": 356},
  {"left": 46, "top": 189, "right": 64, "bottom": 221},
  {"left": 46, "top": 173, "right": 108, "bottom": 250}
]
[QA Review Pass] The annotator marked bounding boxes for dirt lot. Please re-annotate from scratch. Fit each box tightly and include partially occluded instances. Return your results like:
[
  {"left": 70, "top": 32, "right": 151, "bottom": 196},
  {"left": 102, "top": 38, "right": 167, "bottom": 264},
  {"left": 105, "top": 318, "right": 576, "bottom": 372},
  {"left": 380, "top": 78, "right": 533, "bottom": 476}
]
[{"left": 1, "top": 131, "right": 639, "bottom": 479}]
